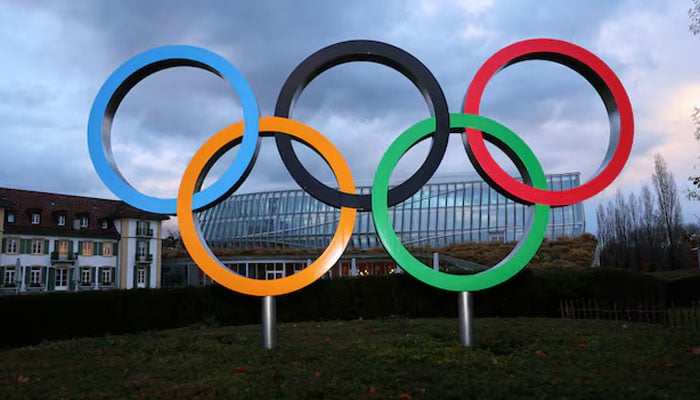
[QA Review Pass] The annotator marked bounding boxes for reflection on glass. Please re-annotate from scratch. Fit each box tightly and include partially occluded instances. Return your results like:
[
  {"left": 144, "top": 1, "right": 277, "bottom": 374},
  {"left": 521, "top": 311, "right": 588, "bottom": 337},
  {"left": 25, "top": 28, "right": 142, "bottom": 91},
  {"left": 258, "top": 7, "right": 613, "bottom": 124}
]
[{"left": 201, "top": 173, "right": 585, "bottom": 249}]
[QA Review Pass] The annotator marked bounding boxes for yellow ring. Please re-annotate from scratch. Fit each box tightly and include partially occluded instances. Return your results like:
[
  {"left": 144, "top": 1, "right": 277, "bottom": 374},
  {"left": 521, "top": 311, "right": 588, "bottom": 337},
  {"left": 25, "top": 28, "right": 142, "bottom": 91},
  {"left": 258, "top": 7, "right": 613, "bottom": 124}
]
[{"left": 177, "top": 116, "right": 357, "bottom": 296}]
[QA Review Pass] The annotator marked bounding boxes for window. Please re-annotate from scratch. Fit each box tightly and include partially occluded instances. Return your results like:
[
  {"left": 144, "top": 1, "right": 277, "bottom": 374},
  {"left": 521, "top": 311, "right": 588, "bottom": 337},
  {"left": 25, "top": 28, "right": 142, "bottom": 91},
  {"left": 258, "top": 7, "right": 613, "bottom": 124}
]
[
  {"left": 58, "top": 240, "right": 71, "bottom": 257},
  {"left": 82, "top": 241, "right": 93, "bottom": 256},
  {"left": 5, "top": 238, "right": 18, "bottom": 254},
  {"left": 101, "top": 221, "right": 108, "bottom": 229},
  {"left": 137, "top": 267, "right": 146, "bottom": 288},
  {"left": 55, "top": 268, "right": 68, "bottom": 289},
  {"left": 4, "top": 268, "right": 15, "bottom": 286},
  {"left": 101, "top": 268, "right": 112, "bottom": 285},
  {"left": 7, "top": 213, "right": 15, "bottom": 223},
  {"left": 265, "top": 263, "right": 285, "bottom": 280},
  {"left": 31, "top": 213, "right": 40, "bottom": 225},
  {"left": 57, "top": 215, "right": 65, "bottom": 226},
  {"left": 137, "top": 240, "right": 146, "bottom": 257},
  {"left": 103, "top": 242, "right": 113, "bottom": 257},
  {"left": 137, "top": 221, "right": 151, "bottom": 236},
  {"left": 31, "top": 239, "right": 43, "bottom": 254},
  {"left": 30, "top": 267, "right": 41, "bottom": 287},
  {"left": 80, "top": 216, "right": 89, "bottom": 228},
  {"left": 81, "top": 268, "right": 92, "bottom": 285}
]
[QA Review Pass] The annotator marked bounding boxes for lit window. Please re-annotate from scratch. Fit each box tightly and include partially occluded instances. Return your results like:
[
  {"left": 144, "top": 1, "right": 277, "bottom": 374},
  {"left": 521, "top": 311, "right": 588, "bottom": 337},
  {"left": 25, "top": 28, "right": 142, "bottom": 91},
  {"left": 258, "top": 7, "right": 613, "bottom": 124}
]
[
  {"left": 103, "top": 242, "right": 113, "bottom": 257},
  {"left": 31, "top": 239, "right": 43, "bottom": 254},
  {"left": 31, "top": 213, "right": 40, "bottom": 225},
  {"left": 57, "top": 215, "right": 66, "bottom": 226},
  {"left": 7, "top": 213, "right": 15, "bottom": 223},
  {"left": 80, "top": 216, "right": 89, "bottom": 228},
  {"left": 82, "top": 241, "right": 93, "bottom": 256},
  {"left": 5, "top": 238, "right": 18, "bottom": 254},
  {"left": 58, "top": 240, "right": 71, "bottom": 257}
]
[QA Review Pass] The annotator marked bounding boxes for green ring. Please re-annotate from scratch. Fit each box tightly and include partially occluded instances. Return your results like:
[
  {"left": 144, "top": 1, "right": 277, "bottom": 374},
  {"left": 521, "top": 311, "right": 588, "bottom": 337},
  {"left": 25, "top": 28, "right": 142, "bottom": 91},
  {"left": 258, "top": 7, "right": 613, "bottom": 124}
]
[{"left": 371, "top": 113, "right": 550, "bottom": 291}]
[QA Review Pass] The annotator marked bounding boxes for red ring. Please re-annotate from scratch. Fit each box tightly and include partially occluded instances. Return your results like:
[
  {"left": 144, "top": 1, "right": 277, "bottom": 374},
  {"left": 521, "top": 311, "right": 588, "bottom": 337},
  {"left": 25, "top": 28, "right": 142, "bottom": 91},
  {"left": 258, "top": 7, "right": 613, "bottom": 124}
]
[{"left": 463, "top": 38, "right": 633, "bottom": 206}]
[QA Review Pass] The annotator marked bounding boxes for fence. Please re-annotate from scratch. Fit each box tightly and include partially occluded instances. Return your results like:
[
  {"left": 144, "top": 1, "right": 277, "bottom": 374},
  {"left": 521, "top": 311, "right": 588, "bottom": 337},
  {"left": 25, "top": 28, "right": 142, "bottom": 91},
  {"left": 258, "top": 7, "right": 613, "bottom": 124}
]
[{"left": 559, "top": 298, "right": 700, "bottom": 331}]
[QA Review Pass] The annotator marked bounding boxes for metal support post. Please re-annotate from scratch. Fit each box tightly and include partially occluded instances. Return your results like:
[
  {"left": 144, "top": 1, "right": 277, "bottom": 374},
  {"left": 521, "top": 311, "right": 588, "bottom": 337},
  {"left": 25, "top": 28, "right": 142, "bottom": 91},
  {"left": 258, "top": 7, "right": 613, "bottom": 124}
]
[
  {"left": 261, "top": 296, "right": 277, "bottom": 349},
  {"left": 433, "top": 252, "right": 439, "bottom": 271},
  {"left": 458, "top": 291, "right": 474, "bottom": 347}
]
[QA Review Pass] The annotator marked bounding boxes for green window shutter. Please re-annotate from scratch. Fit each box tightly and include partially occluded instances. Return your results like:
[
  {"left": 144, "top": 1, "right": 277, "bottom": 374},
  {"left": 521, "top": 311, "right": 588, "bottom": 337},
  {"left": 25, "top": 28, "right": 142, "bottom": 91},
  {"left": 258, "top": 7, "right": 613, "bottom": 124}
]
[
  {"left": 19, "top": 239, "right": 26, "bottom": 254},
  {"left": 145, "top": 266, "right": 151, "bottom": 289},
  {"left": 53, "top": 240, "right": 57, "bottom": 253},
  {"left": 98, "top": 242, "right": 103, "bottom": 256},
  {"left": 48, "top": 268, "right": 55, "bottom": 291},
  {"left": 133, "top": 267, "right": 138, "bottom": 289},
  {"left": 77, "top": 241, "right": 82, "bottom": 255},
  {"left": 1, "top": 238, "right": 6, "bottom": 253},
  {"left": 0, "top": 266, "right": 4, "bottom": 286},
  {"left": 25, "top": 268, "right": 30, "bottom": 284},
  {"left": 68, "top": 242, "right": 73, "bottom": 257},
  {"left": 146, "top": 240, "right": 150, "bottom": 255},
  {"left": 69, "top": 269, "right": 75, "bottom": 291},
  {"left": 92, "top": 267, "right": 97, "bottom": 284},
  {"left": 44, "top": 240, "right": 49, "bottom": 254},
  {"left": 93, "top": 242, "right": 98, "bottom": 255}
]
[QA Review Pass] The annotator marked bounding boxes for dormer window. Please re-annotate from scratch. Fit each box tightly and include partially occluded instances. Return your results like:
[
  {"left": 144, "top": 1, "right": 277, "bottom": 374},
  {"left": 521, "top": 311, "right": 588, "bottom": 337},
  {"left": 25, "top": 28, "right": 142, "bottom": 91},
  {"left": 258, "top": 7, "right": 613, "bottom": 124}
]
[
  {"left": 80, "top": 216, "right": 89, "bottom": 228},
  {"left": 6, "top": 212, "right": 14, "bottom": 223},
  {"left": 31, "top": 213, "right": 40, "bottom": 225},
  {"left": 101, "top": 220, "right": 108, "bottom": 229},
  {"left": 57, "top": 215, "right": 66, "bottom": 226}
]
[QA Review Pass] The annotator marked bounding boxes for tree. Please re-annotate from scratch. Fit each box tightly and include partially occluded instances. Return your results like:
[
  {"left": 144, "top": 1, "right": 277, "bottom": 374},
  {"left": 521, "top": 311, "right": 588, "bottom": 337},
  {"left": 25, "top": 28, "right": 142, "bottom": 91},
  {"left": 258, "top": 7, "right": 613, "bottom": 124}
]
[
  {"left": 640, "top": 184, "right": 661, "bottom": 267},
  {"left": 690, "top": 0, "right": 700, "bottom": 35},
  {"left": 652, "top": 153, "right": 684, "bottom": 268},
  {"left": 627, "top": 192, "right": 641, "bottom": 269},
  {"left": 595, "top": 156, "right": 687, "bottom": 271},
  {"left": 688, "top": 2, "right": 700, "bottom": 197}
]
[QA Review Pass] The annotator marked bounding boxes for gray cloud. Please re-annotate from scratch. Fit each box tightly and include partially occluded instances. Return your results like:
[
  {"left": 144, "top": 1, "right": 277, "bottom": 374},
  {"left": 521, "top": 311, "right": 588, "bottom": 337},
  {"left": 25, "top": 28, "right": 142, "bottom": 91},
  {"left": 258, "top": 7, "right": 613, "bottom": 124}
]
[{"left": 1, "top": 0, "right": 700, "bottom": 235}]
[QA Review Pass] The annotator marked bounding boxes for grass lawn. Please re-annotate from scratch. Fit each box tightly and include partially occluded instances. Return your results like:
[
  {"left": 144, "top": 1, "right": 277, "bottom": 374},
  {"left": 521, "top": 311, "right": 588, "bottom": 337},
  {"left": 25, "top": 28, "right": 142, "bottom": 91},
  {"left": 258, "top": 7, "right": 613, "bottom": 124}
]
[{"left": 1, "top": 318, "right": 698, "bottom": 399}]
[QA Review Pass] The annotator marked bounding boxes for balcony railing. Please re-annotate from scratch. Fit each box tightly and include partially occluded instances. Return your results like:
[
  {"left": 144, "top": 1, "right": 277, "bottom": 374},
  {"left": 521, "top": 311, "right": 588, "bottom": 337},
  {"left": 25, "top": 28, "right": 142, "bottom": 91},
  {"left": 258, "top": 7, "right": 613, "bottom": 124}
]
[
  {"left": 135, "top": 253, "right": 153, "bottom": 263},
  {"left": 51, "top": 252, "right": 76, "bottom": 262},
  {"left": 136, "top": 228, "right": 154, "bottom": 237}
]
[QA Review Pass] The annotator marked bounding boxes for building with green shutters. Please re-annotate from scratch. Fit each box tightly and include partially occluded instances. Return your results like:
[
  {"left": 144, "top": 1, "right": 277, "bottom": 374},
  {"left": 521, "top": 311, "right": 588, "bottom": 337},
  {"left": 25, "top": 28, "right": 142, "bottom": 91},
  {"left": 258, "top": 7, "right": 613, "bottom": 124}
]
[{"left": 0, "top": 188, "right": 167, "bottom": 294}]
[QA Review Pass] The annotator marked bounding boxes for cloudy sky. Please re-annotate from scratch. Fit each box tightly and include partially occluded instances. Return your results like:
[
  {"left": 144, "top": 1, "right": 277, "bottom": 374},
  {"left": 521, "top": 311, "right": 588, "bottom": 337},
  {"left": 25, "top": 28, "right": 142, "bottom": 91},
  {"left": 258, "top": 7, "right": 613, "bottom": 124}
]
[{"left": 1, "top": 0, "right": 700, "bottom": 234}]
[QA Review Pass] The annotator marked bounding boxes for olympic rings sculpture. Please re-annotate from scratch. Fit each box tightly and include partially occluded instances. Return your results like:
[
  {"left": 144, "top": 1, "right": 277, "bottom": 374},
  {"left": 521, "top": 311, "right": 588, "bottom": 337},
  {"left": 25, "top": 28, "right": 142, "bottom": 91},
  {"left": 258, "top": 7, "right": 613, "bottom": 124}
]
[{"left": 87, "top": 39, "right": 633, "bottom": 296}]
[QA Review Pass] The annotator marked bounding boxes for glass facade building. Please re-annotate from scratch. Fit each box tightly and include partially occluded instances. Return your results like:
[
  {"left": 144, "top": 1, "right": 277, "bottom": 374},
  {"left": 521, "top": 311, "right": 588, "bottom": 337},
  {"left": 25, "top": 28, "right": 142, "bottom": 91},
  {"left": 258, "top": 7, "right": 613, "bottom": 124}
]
[{"left": 198, "top": 173, "right": 585, "bottom": 250}]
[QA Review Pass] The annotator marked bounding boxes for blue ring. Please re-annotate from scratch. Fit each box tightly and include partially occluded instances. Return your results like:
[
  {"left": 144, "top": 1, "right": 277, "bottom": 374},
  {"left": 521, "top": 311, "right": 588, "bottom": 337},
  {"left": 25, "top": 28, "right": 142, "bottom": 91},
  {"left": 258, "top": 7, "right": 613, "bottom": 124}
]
[{"left": 87, "top": 45, "right": 259, "bottom": 214}]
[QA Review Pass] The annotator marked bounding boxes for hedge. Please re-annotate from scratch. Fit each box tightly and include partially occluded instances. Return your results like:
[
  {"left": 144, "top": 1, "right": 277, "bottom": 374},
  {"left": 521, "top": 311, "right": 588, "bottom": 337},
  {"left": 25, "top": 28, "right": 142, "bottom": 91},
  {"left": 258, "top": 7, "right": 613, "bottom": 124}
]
[{"left": 0, "top": 267, "right": 697, "bottom": 348}]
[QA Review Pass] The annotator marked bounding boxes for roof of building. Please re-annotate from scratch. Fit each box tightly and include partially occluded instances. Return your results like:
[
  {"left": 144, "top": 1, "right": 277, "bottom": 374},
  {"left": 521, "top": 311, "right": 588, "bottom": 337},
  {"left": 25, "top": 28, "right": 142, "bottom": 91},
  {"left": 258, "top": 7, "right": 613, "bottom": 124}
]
[{"left": 0, "top": 187, "right": 168, "bottom": 239}]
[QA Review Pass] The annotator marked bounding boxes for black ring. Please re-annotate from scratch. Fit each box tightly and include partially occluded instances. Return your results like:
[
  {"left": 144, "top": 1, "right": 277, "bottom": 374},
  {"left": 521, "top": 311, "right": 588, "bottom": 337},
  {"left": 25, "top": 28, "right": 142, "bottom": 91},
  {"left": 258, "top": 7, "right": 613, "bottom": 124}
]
[{"left": 274, "top": 40, "right": 450, "bottom": 211}]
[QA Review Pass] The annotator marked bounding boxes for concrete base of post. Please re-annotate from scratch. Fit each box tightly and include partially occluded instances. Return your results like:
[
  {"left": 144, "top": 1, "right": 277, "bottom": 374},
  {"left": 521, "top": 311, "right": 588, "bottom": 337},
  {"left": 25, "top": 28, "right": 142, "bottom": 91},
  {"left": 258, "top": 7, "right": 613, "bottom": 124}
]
[
  {"left": 457, "top": 291, "right": 474, "bottom": 347},
  {"left": 261, "top": 296, "right": 277, "bottom": 349}
]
